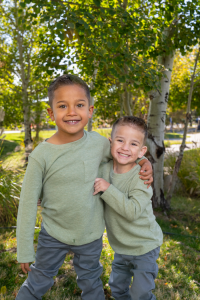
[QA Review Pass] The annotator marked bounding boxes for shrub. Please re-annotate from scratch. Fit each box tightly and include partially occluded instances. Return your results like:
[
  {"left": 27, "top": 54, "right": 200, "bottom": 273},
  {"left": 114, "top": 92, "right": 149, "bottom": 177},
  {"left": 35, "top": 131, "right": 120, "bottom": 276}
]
[
  {"left": 0, "top": 169, "right": 22, "bottom": 226},
  {"left": 164, "top": 149, "right": 200, "bottom": 196}
]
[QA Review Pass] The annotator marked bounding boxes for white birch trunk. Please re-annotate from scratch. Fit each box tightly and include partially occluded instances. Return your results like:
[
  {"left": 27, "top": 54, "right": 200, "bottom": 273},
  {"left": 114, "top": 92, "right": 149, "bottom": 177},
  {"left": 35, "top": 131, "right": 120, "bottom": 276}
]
[
  {"left": 147, "top": 53, "right": 175, "bottom": 209},
  {"left": 15, "top": 0, "right": 32, "bottom": 159}
]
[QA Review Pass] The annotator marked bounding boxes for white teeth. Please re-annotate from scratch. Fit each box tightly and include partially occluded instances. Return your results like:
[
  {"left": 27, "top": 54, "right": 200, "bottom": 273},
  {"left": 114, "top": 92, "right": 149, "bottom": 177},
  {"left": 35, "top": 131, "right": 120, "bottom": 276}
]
[
  {"left": 119, "top": 153, "right": 129, "bottom": 157},
  {"left": 67, "top": 121, "right": 78, "bottom": 124}
]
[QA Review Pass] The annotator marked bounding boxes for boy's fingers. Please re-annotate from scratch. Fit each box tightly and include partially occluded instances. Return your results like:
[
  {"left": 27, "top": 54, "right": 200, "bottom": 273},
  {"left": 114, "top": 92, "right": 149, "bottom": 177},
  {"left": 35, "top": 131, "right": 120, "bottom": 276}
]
[
  {"left": 139, "top": 175, "right": 151, "bottom": 180},
  {"left": 26, "top": 264, "right": 31, "bottom": 272},
  {"left": 139, "top": 169, "right": 151, "bottom": 176},
  {"left": 144, "top": 177, "right": 153, "bottom": 187},
  {"left": 21, "top": 263, "right": 31, "bottom": 274},
  {"left": 93, "top": 188, "right": 100, "bottom": 195},
  {"left": 94, "top": 178, "right": 101, "bottom": 183},
  {"left": 94, "top": 183, "right": 101, "bottom": 189},
  {"left": 21, "top": 264, "right": 26, "bottom": 273}
]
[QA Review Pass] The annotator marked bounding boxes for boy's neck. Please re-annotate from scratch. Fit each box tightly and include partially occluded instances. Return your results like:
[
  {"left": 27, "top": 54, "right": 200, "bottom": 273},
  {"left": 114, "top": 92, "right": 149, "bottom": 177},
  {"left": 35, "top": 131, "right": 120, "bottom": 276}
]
[
  {"left": 47, "top": 129, "right": 85, "bottom": 145},
  {"left": 113, "top": 160, "right": 137, "bottom": 174}
]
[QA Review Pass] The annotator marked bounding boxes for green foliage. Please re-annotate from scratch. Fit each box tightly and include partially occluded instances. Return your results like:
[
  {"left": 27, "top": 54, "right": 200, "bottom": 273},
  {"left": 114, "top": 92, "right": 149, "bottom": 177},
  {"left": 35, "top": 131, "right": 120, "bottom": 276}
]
[
  {"left": 164, "top": 149, "right": 200, "bottom": 196},
  {"left": 169, "top": 51, "right": 200, "bottom": 117},
  {"left": 0, "top": 169, "right": 22, "bottom": 226}
]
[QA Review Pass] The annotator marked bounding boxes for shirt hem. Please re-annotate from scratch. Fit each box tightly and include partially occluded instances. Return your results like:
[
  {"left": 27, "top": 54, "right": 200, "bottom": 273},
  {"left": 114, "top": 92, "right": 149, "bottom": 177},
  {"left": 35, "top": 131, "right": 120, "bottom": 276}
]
[{"left": 43, "top": 223, "right": 105, "bottom": 246}]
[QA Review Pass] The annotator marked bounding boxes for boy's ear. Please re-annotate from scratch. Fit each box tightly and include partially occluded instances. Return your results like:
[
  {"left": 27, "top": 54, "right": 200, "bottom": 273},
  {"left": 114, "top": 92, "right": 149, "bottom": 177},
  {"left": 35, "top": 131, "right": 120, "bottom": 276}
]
[
  {"left": 138, "top": 146, "right": 147, "bottom": 158},
  {"left": 88, "top": 105, "right": 94, "bottom": 118},
  {"left": 47, "top": 107, "right": 55, "bottom": 121}
]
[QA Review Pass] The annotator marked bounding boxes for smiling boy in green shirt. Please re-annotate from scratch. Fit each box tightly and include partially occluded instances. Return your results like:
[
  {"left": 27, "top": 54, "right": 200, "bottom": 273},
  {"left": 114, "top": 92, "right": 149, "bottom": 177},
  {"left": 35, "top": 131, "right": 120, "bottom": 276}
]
[{"left": 94, "top": 116, "right": 163, "bottom": 300}]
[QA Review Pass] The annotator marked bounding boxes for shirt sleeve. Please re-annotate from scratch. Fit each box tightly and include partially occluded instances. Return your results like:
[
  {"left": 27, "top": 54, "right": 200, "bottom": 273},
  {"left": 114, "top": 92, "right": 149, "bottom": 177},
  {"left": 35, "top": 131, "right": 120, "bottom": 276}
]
[
  {"left": 101, "top": 138, "right": 112, "bottom": 163},
  {"left": 101, "top": 178, "right": 153, "bottom": 222},
  {"left": 135, "top": 156, "right": 147, "bottom": 164},
  {"left": 16, "top": 156, "right": 44, "bottom": 263}
]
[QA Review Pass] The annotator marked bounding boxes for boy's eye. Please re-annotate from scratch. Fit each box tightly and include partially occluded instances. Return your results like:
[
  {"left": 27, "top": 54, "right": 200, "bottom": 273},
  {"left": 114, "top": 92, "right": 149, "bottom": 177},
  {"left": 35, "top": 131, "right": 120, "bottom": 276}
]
[
  {"left": 117, "top": 139, "right": 123, "bottom": 142},
  {"left": 131, "top": 143, "right": 137, "bottom": 146},
  {"left": 77, "top": 104, "right": 84, "bottom": 107},
  {"left": 59, "top": 105, "right": 66, "bottom": 108}
]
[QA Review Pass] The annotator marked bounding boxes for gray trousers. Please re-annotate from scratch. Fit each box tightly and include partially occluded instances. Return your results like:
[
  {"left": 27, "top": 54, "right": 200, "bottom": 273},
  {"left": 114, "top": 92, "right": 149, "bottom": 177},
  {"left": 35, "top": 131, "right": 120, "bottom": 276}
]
[
  {"left": 109, "top": 247, "right": 160, "bottom": 300},
  {"left": 16, "top": 224, "right": 105, "bottom": 300}
]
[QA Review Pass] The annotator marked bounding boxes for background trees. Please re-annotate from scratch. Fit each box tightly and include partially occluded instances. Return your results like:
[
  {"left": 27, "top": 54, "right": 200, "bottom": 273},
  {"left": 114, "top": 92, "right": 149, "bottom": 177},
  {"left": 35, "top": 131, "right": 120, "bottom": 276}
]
[
  {"left": 0, "top": 0, "right": 52, "bottom": 158},
  {"left": 1, "top": 0, "right": 200, "bottom": 208}
]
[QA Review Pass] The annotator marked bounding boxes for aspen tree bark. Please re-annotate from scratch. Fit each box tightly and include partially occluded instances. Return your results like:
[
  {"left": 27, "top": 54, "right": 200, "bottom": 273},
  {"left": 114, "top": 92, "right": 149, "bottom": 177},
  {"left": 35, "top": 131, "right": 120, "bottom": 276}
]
[
  {"left": 15, "top": 0, "right": 33, "bottom": 159},
  {"left": 166, "top": 47, "right": 200, "bottom": 206},
  {"left": 147, "top": 53, "right": 175, "bottom": 209},
  {"left": 123, "top": 83, "right": 133, "bottom": 116},
  {"left": 87, "top": 67, "right": 98, "bottom": 131}
]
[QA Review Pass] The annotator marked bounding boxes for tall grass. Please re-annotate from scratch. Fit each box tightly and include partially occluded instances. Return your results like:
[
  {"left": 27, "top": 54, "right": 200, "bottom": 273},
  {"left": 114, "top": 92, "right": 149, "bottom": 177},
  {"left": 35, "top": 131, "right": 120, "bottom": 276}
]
[{"left": 0, "top": 169, "right": 22, "bottom": 226}]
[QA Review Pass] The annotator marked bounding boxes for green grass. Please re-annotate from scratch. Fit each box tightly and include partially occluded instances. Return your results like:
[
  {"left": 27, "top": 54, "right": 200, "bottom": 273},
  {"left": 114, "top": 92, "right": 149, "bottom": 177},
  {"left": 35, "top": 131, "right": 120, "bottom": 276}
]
[
  {"left": 164, "top": 133, "right": 184, "bottom": 139},
  {"left": 4, "top": 131, "right": 57, "bottom": 143},
  {"left": 0, "top": 140, "right": 19, "bottom": 157},
  {"left": 0, "top": 195, "right": 199, "bottom": 299}
]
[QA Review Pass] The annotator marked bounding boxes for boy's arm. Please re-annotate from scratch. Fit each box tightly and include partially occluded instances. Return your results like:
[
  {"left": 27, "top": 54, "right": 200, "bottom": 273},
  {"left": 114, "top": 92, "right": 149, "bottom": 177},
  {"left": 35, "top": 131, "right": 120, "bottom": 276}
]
[
  {"left": 17, "top": 157, "right": 43, "bottom": 267},
  {"left": 137, "top": 157, "right": 153, "bottom": 188},
  {"left": 93, "top": 177, "right": 152, "bottom": 222}
]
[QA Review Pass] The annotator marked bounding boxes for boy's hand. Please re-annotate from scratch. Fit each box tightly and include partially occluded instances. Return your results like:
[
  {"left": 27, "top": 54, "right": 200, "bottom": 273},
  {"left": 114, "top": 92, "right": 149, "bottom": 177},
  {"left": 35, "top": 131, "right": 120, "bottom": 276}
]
[
  {"left": 138, "top": 159, "right": 153, "bottom": 188},
  {"left": 93, "top": 178, "right": 110, "bottom": 195},
  {"left": 21, "top": 263, "right": 31, "bottom": 274}
]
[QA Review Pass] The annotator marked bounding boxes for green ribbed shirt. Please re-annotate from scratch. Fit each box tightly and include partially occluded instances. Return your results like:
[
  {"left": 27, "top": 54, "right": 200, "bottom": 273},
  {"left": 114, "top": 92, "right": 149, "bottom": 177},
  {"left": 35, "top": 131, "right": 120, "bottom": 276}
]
[
  {"left": 100, "top": 161, "right": 163, "bottom": 256},
  {"left": 16, "top": 131, "right": 111, "bottom": 263}
]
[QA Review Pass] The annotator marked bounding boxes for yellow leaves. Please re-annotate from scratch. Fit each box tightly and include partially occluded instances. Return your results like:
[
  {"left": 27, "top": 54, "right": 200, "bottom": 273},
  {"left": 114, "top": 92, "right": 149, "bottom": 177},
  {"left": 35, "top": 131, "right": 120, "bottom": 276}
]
[{"left": 0, "top": 286, "right": 6, "bottom": 295}]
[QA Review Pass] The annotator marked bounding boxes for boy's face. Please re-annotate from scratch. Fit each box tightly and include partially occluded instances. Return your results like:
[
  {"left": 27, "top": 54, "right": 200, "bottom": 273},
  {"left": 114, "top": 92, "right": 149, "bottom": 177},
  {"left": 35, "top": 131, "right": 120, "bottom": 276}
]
[
  {"left": 47, "top": 85, "right": 93, "bottom": 138},
  {"left": 110, "top": 125, "right": 147, "bottom": 168}
]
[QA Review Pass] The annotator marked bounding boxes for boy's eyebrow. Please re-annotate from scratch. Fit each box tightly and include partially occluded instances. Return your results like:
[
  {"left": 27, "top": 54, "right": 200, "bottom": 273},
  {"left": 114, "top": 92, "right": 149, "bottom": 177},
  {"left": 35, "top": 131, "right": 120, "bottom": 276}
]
[
  {"left": 56, "top": 99, "right": 86, "bottom": 104},
  {"left": 115, "top": 135, "right": 140, "bottom": 144}
]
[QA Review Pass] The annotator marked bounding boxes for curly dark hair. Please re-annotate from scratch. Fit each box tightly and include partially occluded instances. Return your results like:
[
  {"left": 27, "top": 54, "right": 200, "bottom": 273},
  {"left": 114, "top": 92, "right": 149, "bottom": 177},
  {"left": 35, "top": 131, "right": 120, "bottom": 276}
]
[
  {"left": 111, "top": 116, "right": 148, "bottom": 143},
  {"left": 48, "top": 74, "right": 90, "bottom": 108}
]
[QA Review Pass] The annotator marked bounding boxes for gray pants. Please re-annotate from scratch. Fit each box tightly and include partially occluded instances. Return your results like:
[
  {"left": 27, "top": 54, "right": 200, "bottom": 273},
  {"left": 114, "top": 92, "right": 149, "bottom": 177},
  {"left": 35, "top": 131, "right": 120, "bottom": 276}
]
[
  {"left": 16, "top": 224, "right": 105, "bottom": 300},
  {"left": 109, "top": 247, "right": 160, "bottom": 300}
]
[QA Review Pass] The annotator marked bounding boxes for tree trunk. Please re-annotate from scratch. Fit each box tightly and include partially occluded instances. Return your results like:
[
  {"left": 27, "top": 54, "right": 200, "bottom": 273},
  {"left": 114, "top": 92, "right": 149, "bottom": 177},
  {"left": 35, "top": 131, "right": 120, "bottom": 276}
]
[
  {"left": 123, "top": 83, "right": 133, "bottom": 115},
  {"left": 87, "top": 93, "right": 94, "bottom": 132},
  {"left": 88, "top": 67, "right": 98, "bottom": 132},
  {"left": 35, "top": 122, "right": 40, "bottom": 140},
  {"left": 15, "top": 0, "right": 32, "bottom": 160},
  {"left": 147, "top": 53, "right": 175, "bottom": 209},
  {"left": 166, "top": 47, "right": 200, "bottom": 205},
  {"left": 120, "top": 93, "right": 123, "bottom": 117}
]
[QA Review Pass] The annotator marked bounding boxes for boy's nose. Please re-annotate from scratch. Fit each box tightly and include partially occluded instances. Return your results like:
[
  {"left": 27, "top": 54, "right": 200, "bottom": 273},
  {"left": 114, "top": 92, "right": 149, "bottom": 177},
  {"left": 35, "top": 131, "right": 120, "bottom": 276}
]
[
  {"left": 121, "top": 143, "right": 130, "bottom": 151},
  {"left": 67, "top": 106, "right": 77, "bottom": 115}
]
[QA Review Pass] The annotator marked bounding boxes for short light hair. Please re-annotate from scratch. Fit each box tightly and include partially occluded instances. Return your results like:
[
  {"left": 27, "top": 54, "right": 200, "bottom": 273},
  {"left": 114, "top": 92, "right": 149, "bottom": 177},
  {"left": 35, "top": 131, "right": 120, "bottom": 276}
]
[
  {"left": 48, "top": 74, "right": 90, "bottom": 108},
  {"left": 111, "top": 116, "right": 148, "bottom": 144}
]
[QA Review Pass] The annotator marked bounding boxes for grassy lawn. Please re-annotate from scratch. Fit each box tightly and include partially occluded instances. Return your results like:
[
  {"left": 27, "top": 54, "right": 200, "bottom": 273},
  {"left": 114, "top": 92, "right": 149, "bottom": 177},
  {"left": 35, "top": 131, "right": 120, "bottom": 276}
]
[{"left": 0, "top": 195, "right": 199, "bottom": 299}]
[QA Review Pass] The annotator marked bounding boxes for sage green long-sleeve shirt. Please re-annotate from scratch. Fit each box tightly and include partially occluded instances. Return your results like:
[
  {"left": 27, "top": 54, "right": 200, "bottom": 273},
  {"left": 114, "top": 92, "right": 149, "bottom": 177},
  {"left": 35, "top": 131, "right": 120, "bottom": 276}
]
[
  {"left": 17, "top": 131, "right": 111, "bottom": 263},
  {"left": 100, "top": 160, "right": 163, "bottom": 256}
]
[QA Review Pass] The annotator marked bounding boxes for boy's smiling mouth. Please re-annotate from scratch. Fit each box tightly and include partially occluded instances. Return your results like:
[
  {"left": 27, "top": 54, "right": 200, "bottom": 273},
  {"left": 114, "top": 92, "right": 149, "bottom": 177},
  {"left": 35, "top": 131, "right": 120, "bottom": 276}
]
[
  {"left": 118, "top": 153, "right": 130, "bottom": 158},
  {"left": 64, "top": 120, "right": 80, "bottom": 125}
]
